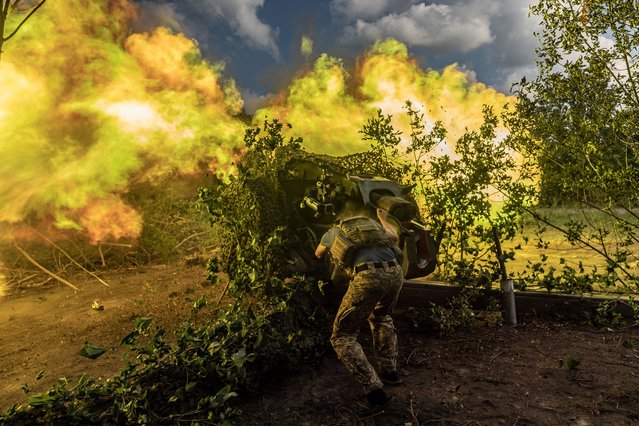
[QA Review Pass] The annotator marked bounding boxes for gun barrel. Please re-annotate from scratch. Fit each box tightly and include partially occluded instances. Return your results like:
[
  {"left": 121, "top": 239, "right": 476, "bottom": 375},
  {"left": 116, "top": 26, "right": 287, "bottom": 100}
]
[
  {"left": 301, "top": 197, "right": 335, "bottom": 216},
  {"left": 370, "top": 193, "right": 416, "bottom": 221}
]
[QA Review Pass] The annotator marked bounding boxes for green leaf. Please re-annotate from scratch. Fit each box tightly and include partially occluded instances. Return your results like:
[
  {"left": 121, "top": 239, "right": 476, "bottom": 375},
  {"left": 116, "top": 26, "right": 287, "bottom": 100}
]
[
  {"left": 231, "top": 348, "right": 247, "bottom": 368},
  {"left": 78, "top": 342, "right": 107, "bottom": 359},
  {"left": 28, "top": 392, "right": 55, "bottom": 407},
  {"left": 254, "top": 329, "right": 264, "bottom": 349},
  {"left": 35, "top": 370, "right": 44, "bottom": 381},
  {"left": 134, "top": 317, "right": 153, "bottom": 332},
  {"left": 566, "top": 357, "right": 580, "bottom": 370},
  {"left": 214, "top": 385, "right": 238, "bottom": 403},
  {"left": 192, "top": 295, "right": 208, "bottom": 313},
  {"left": 120, "top": 330, "right": 140, "bottom": 346},
  {"left": 208, "top": 341, "right": 222, "bottom": 355}
]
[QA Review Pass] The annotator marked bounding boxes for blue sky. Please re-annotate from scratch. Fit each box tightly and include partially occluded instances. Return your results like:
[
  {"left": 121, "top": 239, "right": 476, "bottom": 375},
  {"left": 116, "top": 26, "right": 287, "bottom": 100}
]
[{"left": 133, "top": 0, "right": 540, "bottom": 112}]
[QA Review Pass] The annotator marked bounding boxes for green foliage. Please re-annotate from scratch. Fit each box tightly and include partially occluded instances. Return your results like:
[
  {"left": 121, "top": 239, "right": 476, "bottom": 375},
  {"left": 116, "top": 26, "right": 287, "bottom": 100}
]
[
  {"left": 593, "top": 300, "right": 624, "bottom": 328},
  {"left": 515, "top": 0, "right": 639, "bottom": 205},
  {"left": 579, "top": 299, "right": 625, "bottom": 329},
  {"left": 197, "top": 119, "right": 298, "bottom": 286},
  {"left": 77, "top": 342, "right": 107, "bottom": 360},
  {"left": 403, "top": 290, "right": 503, "bottom": 335},
  {"left": 244, "top": 119, "right": 302, "bottom": 154},
  {"left": 507, "top": 0, "right": 639, "bottom": 289},
  {"left": 360, "top": 101, "right": 532, "bottom": 287},
  {"left": 428, "top": 290, "right": 477, "bottom": 335},
  {"left": 558, "top": 356, "right": 581, "bottom": 371}
]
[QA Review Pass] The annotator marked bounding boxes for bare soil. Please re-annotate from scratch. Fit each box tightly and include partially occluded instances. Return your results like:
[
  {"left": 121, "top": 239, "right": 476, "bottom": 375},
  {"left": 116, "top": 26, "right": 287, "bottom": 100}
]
[
  {"left": 0, "top": 261, "right": 220, "bottom": 410},
  {"left": 2, "top": 262, "right": 639, "bottom": 425}
]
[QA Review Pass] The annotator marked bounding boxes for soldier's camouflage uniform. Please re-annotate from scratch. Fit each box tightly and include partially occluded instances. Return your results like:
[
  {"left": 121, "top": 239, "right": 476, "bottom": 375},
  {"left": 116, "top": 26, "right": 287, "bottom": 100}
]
[{"left": 330, "top": 262, "right": 404, "bottom": 393}]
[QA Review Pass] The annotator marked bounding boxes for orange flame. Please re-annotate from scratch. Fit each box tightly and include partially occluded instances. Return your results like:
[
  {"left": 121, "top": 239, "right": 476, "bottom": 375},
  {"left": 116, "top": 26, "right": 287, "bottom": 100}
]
[
  {"left": 0, "top": 0, "right": 245, "bottom": 244},
  {"left": 76, "top": 197, "right": 142, "bottom": 244}
]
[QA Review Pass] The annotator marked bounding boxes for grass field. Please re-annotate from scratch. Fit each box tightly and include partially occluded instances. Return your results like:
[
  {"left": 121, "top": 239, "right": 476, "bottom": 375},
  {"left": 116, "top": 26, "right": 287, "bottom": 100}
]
[{"left": 503, "top": 208, "right": 639, "bottom": 293}]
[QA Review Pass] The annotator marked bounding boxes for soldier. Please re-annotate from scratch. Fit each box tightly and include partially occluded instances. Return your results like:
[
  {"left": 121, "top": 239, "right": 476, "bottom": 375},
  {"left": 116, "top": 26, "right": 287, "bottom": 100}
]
[{"left": 315, "top": 206, "right": 404, "bottom": 410}]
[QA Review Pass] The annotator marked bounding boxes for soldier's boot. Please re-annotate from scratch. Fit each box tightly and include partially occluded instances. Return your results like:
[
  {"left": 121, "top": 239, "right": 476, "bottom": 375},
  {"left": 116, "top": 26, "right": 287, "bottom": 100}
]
[
  {"left": 380, "top": 371, "right": 402, "bottom": 386},
  {"left": 366, "top": 388, "right": 393, "bottom": 410}
]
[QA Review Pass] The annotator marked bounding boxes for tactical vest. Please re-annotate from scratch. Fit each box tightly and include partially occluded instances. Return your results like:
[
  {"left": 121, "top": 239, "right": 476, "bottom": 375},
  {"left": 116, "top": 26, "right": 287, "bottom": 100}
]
[{"left": 329, "top": 216, "right": 395, "bottom": 268}]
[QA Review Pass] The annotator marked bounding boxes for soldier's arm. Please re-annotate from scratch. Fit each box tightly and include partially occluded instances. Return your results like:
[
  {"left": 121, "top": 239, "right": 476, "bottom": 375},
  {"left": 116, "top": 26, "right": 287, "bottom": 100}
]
[
  {"left": 315, "top": 243, "right": 327, "bottom": 259},
  {"left": 315, "top": 228, "right": 336, "bottom": 258},
  {"left": 376, "top": 208, "right": 399, "bottom": 242}
]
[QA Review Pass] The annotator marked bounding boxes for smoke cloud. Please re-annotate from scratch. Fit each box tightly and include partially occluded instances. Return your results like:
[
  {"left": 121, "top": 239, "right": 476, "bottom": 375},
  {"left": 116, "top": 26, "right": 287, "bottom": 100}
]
[
  {"left": 0, "top": 1, "right": 513, "bottom": 248},
  {"left": 0, "top": 0, "right": 246, "bottom": 243},
  {"left": 254, "top": 39, "right": 513, "bottom": 155}
]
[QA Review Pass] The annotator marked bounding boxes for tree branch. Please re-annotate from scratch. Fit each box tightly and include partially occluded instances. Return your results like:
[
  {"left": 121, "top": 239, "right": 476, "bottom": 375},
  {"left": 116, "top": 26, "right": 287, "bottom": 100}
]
[
  {"left": 563, "top": 3, "right": 634, "bottom": 106},
  {"left": 3, "top": 0, "right": 45, "bottom": 42},
  {"left": 605, "top": 0, "right": 639, "bottom": 107},
  {"left": 27, "top": 226, "right": 110, "bottom": 287},
  {"left": 522, "top": 205, "right": 633, "bottom": 285},
  {"left": 13, "top": 241, "right": 81, "bottom": 291}
]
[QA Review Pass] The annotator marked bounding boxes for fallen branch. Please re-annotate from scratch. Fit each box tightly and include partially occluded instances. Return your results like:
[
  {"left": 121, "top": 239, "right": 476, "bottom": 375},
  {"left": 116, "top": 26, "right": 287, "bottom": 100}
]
[
  {"left": 98, "top": 242, "right": 133, "bottom": 247},
  {"left": 218, "top": 279, "right": 231, "bottom": 303},
  {"left": 13, "top": 241, "right": 80, "bottom": 291},
  {"left": 405, "top": 346, "right": 421, "bottom": 366},
  {"left": 28, "top": 227, "right": 109, "bottom": 287},
  {"left": 174, "top": 231, "right": 211, "bottom": 250},
  {"left": 14, "top": 272, "right": 38, "bottom": 285},
  {"left": 408, "top": 392, "right": 421, "bottom": 425}
]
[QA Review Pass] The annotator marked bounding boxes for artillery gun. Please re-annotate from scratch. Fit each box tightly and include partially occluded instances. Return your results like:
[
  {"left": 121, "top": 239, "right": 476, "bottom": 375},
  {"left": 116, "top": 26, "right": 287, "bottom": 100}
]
[
  {"left": 204, "top": 146, "right": 438, "bottom": 283},
  {"left": 273, "top": 150, "right": 438, "bottom": 281}
]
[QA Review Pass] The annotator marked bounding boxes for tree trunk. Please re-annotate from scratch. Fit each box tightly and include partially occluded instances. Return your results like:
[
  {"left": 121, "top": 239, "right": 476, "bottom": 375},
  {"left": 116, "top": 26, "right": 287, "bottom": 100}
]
[
  {"left": 0, "top": 0, "right": 48, "bottom": 62},
  {"left": 0, "top": 0, "right": 7, "bottom": 61}
]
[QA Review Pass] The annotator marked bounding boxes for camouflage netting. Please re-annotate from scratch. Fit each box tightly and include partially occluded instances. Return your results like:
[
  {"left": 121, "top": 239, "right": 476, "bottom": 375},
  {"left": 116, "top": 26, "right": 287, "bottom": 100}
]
[{"left": 199, "top": 145, "right": 402, "bottom": 278}]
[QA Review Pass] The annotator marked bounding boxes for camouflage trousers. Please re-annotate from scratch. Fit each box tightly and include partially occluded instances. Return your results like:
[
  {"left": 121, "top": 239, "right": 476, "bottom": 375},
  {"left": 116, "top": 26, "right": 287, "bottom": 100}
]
[{"left": 330, "top": 263, "right": 404, "bottom": 393}]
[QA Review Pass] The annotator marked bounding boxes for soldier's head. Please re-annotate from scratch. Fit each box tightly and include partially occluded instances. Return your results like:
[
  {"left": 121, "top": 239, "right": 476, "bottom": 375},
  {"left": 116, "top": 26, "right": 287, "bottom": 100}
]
[{"left": 337, "top": 199, "right": 373, "bottom": 221}]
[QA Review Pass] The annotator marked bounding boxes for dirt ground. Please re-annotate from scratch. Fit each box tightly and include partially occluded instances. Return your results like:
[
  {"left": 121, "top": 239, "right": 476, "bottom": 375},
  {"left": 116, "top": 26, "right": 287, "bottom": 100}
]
[
  {"left": 2, "top": 262, "right": 639, "bottom": 425},
  {"left": 242, "top": 318, "right": 639, "bottom": 425},
  {"left": 0, "top": 261, "right": 221, "bottom": 410}
]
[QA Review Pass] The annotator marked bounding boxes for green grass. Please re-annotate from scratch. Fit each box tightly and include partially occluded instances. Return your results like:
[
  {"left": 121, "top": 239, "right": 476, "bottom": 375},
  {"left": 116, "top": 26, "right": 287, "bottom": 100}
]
[{"left": 504, "top": 208, "right": 639, "bottom": 292}]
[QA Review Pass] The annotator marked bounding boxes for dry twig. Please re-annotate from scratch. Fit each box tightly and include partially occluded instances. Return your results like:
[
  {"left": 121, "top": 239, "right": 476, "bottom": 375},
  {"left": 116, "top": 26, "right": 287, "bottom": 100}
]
[
  {"left": 174, "top": 231, "right": 211, "bottom": 250},
  {"left": 98, "top": 243, "right": 106, "bottom": 267},
  {"left": 17, "top": 273, "right": 38, "bottom": 284},
  {"left": 28, "top": 227, "right": 109, "bottom": 287},
  {"left": 218, "top": 279, "right": 231, "bottom": 303},
  {"left": 408, "top": 391, "right": 421, "bottom": 425},
  {"left": 489, "top": 350, "right": 504, "bottom": 363},
  {"left": 13, "top": 241, "right": 80, "bottom": 291}
]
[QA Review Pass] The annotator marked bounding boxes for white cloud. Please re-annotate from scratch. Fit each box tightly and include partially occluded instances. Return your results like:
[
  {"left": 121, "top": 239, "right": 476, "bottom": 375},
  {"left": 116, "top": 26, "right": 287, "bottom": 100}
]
[
  {"left": 502, "top": 65, "right": 538, "bottom": 93},
  {"left": 202, "top": 0, "right": 280, "bottom": 60},
  {"left": 240, "top": 87, "right": 272, "bottom": 114},
  {"left": 134, "top": 1, "right": 184, "bottom": 33},
  {"left": 489, "top": 3, "right": 539, "bottom": 68},
  {"left": 334, "top": 1, "right": 543, "bottom": 92},
  {"left": 485, "top": 2, "right": 540, "bottom": 92},
  {"left": 134, "top": 0, "right": 280, "bottom": 59},
  {"left": 341, "top": 1, "right": 498, "bottom": 53},
  {"left": 331, "top": 0, "right": 395, "bottom": 21}
]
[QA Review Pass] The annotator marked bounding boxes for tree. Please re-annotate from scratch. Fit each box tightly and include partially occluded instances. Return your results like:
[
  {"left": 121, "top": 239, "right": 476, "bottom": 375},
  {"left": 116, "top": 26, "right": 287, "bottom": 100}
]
[
  {"left": 0, "top": 0, "right": 46, "bottom": 60},
  {"left": 509, "top": 0, "right": 639, "bottom": 288},
  {"left": 361, "top": 102, "right": 530, "bottom": 287},
  {"left": 514, "top": 0, "right": 638, "bottom": 204}
]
